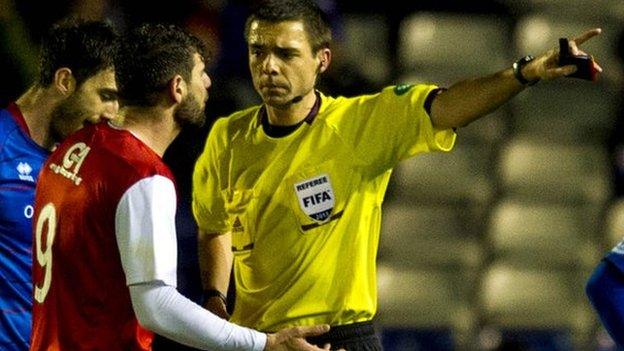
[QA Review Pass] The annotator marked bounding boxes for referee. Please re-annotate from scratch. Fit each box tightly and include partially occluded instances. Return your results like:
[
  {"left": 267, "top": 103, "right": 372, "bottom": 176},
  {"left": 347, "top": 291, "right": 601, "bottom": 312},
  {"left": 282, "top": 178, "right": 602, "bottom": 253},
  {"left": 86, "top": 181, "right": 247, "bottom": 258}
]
[{"left": 192, "top": 0, "right": 602, "bottom": 349}]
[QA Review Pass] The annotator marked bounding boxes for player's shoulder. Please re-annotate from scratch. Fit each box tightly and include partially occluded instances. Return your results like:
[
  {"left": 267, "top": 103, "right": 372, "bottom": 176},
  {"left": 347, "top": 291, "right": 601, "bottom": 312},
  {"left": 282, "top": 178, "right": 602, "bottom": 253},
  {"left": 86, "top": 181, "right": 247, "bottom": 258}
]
[
  {"left": 317, "top": 89, "right": 384, "bottom": 115},
  {"left": 322, "top": 84, "right": 436, "bottom": 104},
  {"left": 105, "top": 128, "right": 171, "bottom": 179},
  {"left": 0, "top": 108, "right": 42, "bottom": 162},
  {"left": 315, "top": 91, "right": 372, "bottom": 123},
  {"left": 319, "top": 84, "right": 437, "bottom": 117},
  {"left": 56, "top": 123, "right": 172, "bottom": 181},
  {"left": 0, "top": 108, "right": 18, "bottom": 141}
]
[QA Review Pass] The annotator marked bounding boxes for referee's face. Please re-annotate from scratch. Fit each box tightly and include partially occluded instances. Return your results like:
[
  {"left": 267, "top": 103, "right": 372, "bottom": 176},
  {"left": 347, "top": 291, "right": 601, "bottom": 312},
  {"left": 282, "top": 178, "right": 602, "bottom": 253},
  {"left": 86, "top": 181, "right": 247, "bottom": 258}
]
[{"left": 247, "top": 19, "right": 328, "bottom": 109}]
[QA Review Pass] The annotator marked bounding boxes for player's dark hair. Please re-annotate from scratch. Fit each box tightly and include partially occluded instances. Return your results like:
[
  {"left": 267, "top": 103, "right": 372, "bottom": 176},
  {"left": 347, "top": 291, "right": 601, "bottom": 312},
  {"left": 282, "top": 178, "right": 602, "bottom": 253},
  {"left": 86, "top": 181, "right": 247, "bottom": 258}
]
[
  {"left": 244, "top": 0, "right": 332, "bottom": 53},
  {"left": 115, "top": 23, "right": 207, "bottom": 107},
  {"left": 39, "top": 18, "right": 117, "bottom": 87}
]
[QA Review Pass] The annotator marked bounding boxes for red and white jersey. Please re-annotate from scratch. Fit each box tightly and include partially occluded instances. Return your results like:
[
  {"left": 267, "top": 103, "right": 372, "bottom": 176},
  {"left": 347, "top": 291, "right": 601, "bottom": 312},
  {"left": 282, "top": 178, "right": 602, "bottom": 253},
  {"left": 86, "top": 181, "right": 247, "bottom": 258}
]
[{"left": 30, "top": 122, "right": 177, "bottom": 351}]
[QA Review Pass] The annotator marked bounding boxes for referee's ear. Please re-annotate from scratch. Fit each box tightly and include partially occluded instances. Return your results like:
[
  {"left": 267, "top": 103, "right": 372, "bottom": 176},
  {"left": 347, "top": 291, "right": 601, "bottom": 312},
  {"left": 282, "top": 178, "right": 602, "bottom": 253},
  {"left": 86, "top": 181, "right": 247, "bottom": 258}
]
[{"left": 316, "top": 48, "right": 332, "bottom": 74}]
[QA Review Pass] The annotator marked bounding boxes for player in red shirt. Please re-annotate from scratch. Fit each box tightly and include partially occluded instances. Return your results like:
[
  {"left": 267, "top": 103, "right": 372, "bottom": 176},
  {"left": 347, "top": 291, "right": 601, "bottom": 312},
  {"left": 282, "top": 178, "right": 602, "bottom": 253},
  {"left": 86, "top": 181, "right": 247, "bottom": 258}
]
[{"left": 30, "top": 23, "right": 332, "bottom": 351}]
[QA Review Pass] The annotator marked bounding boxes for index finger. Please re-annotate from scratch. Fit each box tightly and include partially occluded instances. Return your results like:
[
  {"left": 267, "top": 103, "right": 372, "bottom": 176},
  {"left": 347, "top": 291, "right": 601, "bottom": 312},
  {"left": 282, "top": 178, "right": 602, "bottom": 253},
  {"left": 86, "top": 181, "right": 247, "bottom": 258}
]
[
  {"left": 572, "top": 28, "right": 602, "bottom": 46},
  {"left": 295, "top": 324, "right": 331, "bottom": 337}
]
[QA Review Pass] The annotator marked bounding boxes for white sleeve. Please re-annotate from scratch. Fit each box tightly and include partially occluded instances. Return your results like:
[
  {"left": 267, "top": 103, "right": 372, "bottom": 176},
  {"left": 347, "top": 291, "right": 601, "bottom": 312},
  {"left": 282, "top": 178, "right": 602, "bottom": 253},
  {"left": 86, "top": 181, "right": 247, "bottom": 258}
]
[
  {"left": 129, "top": 282, "right": 267, "bottom": 351},
  {"left": 115, "top": 175, "right": 178, "bottom": 286}
]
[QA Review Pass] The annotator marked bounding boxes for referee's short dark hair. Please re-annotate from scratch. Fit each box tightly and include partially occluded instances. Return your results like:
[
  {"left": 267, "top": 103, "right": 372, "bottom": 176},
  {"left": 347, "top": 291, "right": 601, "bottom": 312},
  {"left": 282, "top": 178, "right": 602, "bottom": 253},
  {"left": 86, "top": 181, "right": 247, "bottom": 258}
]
[
  {"left": 244, "top": 0, "right": 332, "bottom": 53},
  {"left": 39, "top": 18, "right": 117, "bottom": 87}
]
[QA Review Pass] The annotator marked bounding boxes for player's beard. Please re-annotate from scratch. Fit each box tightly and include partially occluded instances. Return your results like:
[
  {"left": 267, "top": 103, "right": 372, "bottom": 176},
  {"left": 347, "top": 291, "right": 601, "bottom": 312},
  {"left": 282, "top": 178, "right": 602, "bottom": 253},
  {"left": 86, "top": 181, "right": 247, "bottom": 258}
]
[
  {"left": 50, "top": 92, "right": 89, "bottom": 143},
  {"left": 174, "top": 91, "right": 206, "bottom": 127}
]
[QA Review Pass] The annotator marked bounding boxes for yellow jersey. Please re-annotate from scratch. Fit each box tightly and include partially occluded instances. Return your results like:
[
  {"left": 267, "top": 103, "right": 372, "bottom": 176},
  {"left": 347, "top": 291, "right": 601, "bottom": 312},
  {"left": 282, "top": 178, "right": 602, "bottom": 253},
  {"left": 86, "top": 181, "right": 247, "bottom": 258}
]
[{"left": 192, "top": 84, "right": 456, "bottom": 331}]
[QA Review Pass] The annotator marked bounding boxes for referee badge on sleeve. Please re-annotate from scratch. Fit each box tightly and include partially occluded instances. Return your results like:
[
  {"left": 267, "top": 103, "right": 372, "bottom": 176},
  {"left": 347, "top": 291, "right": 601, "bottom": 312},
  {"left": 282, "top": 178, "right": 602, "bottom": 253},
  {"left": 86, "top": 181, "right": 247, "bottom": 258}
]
[{"left": 294, "top": 174, "right": 334, "bottom": 222}]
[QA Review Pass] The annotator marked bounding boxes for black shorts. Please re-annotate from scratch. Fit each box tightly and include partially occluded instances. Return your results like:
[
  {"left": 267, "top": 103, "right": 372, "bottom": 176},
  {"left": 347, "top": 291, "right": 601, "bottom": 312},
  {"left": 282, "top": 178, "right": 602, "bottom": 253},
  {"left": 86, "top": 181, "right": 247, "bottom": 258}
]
[{"left": 306, "top": 321, "right": 383, "bottom": 351}]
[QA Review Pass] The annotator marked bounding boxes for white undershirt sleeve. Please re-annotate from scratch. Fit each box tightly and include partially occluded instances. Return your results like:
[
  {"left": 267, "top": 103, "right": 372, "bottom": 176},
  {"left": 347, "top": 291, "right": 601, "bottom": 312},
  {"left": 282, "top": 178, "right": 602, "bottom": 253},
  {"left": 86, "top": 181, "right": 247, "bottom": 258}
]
[
  {"left": 116, "top": 175, "right": 266, "bottom": 350},
  {"left": 115, "top": 175, "right": 178, "bottom": 286},
  {"left": 129, "top": 282, "right": 266, "bottom": 351}
]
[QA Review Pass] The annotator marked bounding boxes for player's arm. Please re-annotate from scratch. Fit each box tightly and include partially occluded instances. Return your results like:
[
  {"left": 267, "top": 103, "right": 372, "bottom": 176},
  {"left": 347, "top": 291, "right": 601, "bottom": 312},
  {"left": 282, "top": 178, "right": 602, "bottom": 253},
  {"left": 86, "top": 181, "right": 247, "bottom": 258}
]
[
  {"left": 429, "top": 28, "right": 602, "bottom": 129},
  {"left": 198, "top": 229, "right": 232, "bottom": 319},
  {"left": 129, "top": 282, "right": 265, "bottom": 349},
  {"left": 586, "top": 260, "right": 624, "bottom": 347},
  {"left": 117, "top": 176, "right": 334, "bottom": 350},
  {"left": 129, "top": 282, "right": 336, "bottom": 351}
]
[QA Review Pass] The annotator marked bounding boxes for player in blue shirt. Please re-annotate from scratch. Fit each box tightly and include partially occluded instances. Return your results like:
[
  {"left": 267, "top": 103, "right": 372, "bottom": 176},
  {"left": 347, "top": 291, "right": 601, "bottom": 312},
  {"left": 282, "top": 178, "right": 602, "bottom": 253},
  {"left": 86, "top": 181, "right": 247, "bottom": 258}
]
[
  {"left": 0, "top": 19, "right": 118, "bottom": 350},
  {"left": 587, "top": 244, "right": 624, "bottom": 347}
]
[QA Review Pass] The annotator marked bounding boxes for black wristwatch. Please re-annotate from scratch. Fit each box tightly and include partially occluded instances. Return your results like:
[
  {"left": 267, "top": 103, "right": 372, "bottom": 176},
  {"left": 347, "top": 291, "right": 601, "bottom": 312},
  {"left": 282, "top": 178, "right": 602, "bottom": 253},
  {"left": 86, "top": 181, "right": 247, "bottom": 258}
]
[{"left": 512, "top": 55, "right": 540, "bottom": 86}]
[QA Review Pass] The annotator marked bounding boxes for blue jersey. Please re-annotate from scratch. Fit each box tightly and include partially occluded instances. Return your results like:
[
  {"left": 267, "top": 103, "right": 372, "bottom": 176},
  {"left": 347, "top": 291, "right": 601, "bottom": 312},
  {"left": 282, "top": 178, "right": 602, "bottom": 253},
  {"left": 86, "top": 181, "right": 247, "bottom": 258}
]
[{"left": 0, "top": 104, "right": 48, "bottom": 350}]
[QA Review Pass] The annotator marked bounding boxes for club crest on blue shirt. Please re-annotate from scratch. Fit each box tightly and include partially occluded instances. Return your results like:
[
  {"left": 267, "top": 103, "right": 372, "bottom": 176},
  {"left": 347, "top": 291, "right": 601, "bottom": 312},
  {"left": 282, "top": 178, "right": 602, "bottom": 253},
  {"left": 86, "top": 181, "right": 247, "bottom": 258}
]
[
  {"left": 294, "top": 174, "right": 335, "bottom": 222},
  {"left": 17, "top": 162, "right": 34, "bottom": 182}
]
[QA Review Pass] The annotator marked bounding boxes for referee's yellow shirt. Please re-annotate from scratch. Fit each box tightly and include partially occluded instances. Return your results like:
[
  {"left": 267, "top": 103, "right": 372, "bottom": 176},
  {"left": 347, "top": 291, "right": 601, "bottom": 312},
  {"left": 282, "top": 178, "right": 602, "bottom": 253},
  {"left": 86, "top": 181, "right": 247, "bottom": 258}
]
[{"left": 192, "top": 84, "right": 456, "bottom": 331}]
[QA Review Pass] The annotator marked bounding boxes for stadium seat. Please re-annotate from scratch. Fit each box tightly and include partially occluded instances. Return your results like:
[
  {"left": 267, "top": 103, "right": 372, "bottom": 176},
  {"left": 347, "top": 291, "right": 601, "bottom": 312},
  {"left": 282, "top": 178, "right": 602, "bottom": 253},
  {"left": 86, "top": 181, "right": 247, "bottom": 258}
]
[
  {"left": 397, "top": 67, "right": 468, "bottom": 90},
  {"left": 397, "top": 13, "right": 513, "bottom": 77},
  {"left": 376, "top": 264, "right": 475, "bottom": 350},
  {"left": 509, "top": 80, "right": 617, "bottom": 144},
  {"left": 379, "top": 203, "right": 483, "bottom": 271},
  {"left": 456, "top": 107, "right": 510, "bottom": 147},
  {"left": 497, "top": 137, "right": 611, "bottom": 207},
  {"left": 478, "top": 261, "right": 596, "bottom": 350},
  {"left": 341, "top": 14, "right": 390, "bottom": 85},
  {"left": 507, "top": 0, "right": 622, "bottom": 22},
  {"left": 390, "top": 144, "right": 495, "bottom": 207},
  {"left": 486, "top": 199, "right": 600, "bottom": 270}
]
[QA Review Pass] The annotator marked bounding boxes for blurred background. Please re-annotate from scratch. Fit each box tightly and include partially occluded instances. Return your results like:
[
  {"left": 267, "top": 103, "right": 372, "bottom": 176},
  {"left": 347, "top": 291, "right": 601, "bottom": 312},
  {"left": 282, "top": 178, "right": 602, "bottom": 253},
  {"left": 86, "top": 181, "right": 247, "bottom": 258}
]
[{"left": 2, "top": 0, "right": 624, "bottom": 350}]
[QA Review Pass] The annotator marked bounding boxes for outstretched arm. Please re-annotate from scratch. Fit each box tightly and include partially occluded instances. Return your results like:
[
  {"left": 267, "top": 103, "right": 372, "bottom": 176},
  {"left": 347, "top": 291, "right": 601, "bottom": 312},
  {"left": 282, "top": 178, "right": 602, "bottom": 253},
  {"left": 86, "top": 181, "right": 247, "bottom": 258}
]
[{"left": 430, "top": 28, "right": 602, "bottom": 129}]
